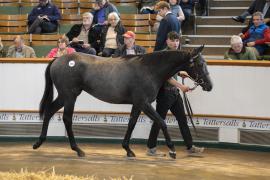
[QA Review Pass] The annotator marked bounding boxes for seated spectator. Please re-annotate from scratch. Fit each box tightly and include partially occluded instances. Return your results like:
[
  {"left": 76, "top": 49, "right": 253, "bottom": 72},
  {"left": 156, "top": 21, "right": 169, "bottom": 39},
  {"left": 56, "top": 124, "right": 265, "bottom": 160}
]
[
  {"left": 47, "top": 36, "right": 75, "bottom": 58},
  {"left": 179, "top": 0, "right": 193, "bottom": 26},
  {"left": 0, "top": 37, "right": 5, "bottom": 57},
  {"left": 28, "top": 0, "right": 61, "bottom": 34},
  {"left": 165, "top": 31, "right": 182, "bottom": 50},
  {"left": 66, "top": 12, "right": 98, "bottom": 55},
  {"left": 114, "top": 31, "right": 146, "bottom": 57},
  {"left": 92, "top": 0, "right": 119, "bottom": 33},
  {"left": 232, "top": 0, "right": 270, "bottom": 23},
  {"left": 232, "top": 0, "right": 270, "bottom": 33},
  {"left": 139, "top": 0, "right": 158, "bottom": 14},
  {"left": 240, "top": 12, "right": 270, "bottom": 56},
  {"left": 224, "top": 35, "right": 257, "bottom": 60},
  {"left": 100, "top": 12, "right": 126, "bottom": 57},
  {"left": 7, "top": 35, "right": 36, "bottom": 58}
]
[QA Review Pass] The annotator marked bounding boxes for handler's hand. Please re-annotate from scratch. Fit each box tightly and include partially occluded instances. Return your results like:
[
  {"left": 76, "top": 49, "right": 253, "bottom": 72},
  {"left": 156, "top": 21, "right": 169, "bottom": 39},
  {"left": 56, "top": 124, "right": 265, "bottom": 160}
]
[
  {"left": 179, "top": 84, "right": 190, "bottom": 93},
  {"left": 178, "top": 71, "right": 189, "bottom": 78}
]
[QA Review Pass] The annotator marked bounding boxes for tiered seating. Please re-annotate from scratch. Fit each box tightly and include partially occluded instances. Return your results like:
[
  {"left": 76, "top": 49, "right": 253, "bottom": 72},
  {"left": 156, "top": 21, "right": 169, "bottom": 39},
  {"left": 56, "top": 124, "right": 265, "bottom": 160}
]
[
  {"left": 121, "top": 14, "right": 152, "bottom": 34},
  {"left": 79, "top": 0, "right": 95, "bottom": 14},
  {"left": 30, "top": 34, "right": 63, "bottom": 57},
  {"left": 20, "top": 0, "right": 39, "bottom": 14},
  {"left": 0, "top": 0, "right": 20, "bottom": 15},
  {"left": 0, "top": 0, "right": 154, "bottom": 56},
  {"left": 0, "top": 14, "right": 28, "bottom": 34},
  {"left": 111, "top": 0, "right": 138, "bottom": 14},
  {"left": 59, "top": 14, "right": 81, "bottom": 34},
  {"left": 54, "top": 0, "right": 79, "bottom": 14},
  {"left": 135, "top": 34, "right": 156, "bottom": 53}
]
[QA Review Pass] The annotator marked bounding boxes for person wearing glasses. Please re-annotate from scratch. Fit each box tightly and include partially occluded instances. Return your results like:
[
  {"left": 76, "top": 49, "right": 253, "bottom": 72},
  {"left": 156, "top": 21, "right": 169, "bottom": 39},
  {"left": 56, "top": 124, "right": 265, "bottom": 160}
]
[{"left": 47, "top": 36, "right": 75, "bottom": 58}]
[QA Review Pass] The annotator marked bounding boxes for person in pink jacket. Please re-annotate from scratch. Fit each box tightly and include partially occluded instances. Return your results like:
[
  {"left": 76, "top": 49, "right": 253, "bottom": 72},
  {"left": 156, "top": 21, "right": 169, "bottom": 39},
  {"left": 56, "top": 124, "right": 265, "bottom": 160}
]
[{"left": 47, "top": 36, "right": 75, "bottom": 58}]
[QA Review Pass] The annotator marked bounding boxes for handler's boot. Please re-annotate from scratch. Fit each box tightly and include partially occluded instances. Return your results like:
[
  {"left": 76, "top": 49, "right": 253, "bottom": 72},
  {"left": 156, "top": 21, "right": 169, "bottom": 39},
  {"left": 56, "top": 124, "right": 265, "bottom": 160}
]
[
  {"left": 146, "top": 147, "right": 166, "bottom": 157},
  {"left": 187, "top": 145, "right": 204, "bottom": 156}
]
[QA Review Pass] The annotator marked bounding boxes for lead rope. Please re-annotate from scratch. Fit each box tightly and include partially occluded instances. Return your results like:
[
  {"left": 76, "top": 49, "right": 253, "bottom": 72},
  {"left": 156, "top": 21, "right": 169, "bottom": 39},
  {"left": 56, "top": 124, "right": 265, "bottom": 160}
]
[{"left": 182, "top": 77, "right": 198, "bottom": 137}]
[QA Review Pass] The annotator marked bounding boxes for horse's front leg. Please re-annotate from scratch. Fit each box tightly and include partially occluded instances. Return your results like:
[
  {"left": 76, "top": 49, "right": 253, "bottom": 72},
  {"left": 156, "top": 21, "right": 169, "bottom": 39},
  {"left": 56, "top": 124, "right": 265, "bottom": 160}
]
[
  {"left": 142, "top": 103, "right": 176, "bottom": 159},
  {"left": 63, "top": 98, "right": 85, "bottom": 157},
  {"left": 122, "top": 105, "right": 141, "bottom": 159}
]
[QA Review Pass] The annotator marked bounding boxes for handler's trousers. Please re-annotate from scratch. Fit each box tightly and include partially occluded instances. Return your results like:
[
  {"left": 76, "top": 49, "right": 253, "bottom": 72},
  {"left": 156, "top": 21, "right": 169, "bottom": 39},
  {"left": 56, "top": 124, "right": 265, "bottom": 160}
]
[{"left": 147, "top": 89, "right": 193, "bottom": 149}]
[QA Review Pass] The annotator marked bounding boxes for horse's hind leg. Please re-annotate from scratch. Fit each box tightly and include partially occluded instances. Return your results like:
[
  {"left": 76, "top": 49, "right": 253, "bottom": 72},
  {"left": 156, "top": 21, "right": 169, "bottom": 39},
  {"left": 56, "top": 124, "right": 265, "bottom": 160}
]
[
  {"left": 33, "top": 97, "right": 64, "bottom": 149},
  {"left": 142, "top": 103, "right": 176, "bottom": 159},
  {"left": 63, "top": 97, "right": 85, "bottom": 157},
  {"left": 122, "top": 106, "right": 141, "bottom": 158}
]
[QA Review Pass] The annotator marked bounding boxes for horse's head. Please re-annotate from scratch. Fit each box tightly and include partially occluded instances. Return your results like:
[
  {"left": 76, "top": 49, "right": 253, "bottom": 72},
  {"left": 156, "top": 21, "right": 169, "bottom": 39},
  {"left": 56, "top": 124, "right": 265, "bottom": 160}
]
[{"left": 187, "top": 45, "right": 213, "bottom": 91}]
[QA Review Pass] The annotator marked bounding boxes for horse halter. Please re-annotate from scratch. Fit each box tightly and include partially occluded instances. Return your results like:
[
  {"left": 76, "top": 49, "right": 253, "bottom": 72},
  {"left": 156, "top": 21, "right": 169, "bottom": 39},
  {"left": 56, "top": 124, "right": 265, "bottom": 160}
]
[{"left": 188, "top": 53, "right": 209, "bottom": 90}]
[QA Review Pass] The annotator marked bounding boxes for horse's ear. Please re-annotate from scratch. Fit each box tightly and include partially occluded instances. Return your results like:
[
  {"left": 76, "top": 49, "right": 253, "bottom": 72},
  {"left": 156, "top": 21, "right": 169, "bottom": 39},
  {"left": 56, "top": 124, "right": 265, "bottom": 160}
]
[{"left": 191, "top": 45, "right": 204, "bottom": 58}]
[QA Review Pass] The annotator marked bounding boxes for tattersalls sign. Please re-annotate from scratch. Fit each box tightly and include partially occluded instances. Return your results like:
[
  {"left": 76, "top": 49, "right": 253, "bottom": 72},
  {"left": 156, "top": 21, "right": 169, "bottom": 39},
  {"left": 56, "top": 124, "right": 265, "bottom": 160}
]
[{"left": 0, "top": 112, "right": 270, "bottom": 131}]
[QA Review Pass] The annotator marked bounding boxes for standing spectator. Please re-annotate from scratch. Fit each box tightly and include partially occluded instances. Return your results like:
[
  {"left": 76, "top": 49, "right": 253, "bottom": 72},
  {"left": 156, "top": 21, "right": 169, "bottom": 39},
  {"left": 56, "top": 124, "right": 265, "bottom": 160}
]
[
  {"left": 240, "top": 12, "right": 270, "bottom": 56},
  {"left": 147, "top": 31, "right": 204, "bottom": 156},
  {"left": 47, "top": 36, "right": 75, "bottom": 58},
  {"left": 92, "top": 0, "right": 119, "bottom": 33},
  {"left": 224, "top": 35, "right": 257, "bottom": 60},
  {"left": 28, "top": 0, "right": 61, "bottom": 34},
  {"left": 154, "top": 1, "right": 180, "bottom": 51},
  {"left": 66, "top": 12, "right": 98, "bottom": 55},
  {"left": 169, "top": 0, "right": 185, "bottom": 33},
  {"left": 179, "top": 0, "right": 193, "bottom": 26},
  {"left": 114, "top": 31, "right": 146, "bottom": 57},
  {"left": 100, "top": 12, "right": 126, "bottom": 57},
  {"left": 7, "top": 35, "right": 36, "bottom": 58}
]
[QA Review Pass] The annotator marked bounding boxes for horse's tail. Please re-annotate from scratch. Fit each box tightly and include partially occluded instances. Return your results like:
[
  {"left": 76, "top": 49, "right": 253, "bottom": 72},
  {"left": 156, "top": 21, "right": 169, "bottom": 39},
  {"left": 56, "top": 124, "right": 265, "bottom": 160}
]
[{"left": 39, "top": 59, "right": 56, "bottom": 119}]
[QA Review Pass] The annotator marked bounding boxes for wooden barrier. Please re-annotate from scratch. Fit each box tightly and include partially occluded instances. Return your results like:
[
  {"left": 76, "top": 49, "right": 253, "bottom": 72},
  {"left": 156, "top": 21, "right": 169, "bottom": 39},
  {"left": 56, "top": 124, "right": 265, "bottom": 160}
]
[{"left": 1, "top": 58, "right": 270, "bottom": 67}]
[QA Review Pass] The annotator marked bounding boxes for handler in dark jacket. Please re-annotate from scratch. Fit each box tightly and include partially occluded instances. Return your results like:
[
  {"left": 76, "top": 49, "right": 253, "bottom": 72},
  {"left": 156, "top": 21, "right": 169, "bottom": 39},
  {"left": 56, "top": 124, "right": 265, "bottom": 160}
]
[
  {"left": 114, "top": 31, "right": 146, "bottom": 57},
  {"left": 100, "top": 12, "right": 126, "bottom": 57},
  {"left": 154, "top": 1, "right": 180, "bottom": 51},
  {"left": 147, "top": 31, "right": 205, "bottom": 156},
  {"left": 66, "top": 12, "right": 98, "bottom": 55},
  {"left": 28, "top": 0, "right": 61, "bottom": 34}
]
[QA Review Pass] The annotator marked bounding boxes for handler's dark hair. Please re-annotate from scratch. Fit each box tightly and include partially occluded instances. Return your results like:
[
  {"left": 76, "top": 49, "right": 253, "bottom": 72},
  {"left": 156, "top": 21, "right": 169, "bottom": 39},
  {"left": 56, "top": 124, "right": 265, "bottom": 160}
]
[{"left": 167, "top": 31, "right": 180, "bottom": 40}]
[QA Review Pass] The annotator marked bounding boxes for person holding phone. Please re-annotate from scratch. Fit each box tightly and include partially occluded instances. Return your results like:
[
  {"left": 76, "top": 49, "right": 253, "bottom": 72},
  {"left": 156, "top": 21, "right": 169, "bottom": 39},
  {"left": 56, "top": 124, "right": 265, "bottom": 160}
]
[
  {"left": 66, "top": 12, "right": 98, "bottom": 55},
  {"left": 28, "top": 0, "right": 61, "bottom": 34}
]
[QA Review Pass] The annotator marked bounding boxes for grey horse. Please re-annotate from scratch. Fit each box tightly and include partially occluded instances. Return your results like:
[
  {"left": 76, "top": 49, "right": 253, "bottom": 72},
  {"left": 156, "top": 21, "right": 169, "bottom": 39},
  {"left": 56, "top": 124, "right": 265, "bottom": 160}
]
[{"left": 33, "top": 46, "right": 213, "bottom": 159}]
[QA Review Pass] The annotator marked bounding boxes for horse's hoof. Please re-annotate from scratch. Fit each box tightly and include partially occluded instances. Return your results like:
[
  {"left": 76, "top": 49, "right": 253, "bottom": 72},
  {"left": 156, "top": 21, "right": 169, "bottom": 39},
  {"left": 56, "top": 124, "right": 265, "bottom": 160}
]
[
  {"left": 169, "top": 151, "right": 176, "bottom": 159},
  {"left": 33, "top": 142, "right": 41, "bottom": 149},
  {"left": 127, "top": 151, "right": 136, "bottom": 158},
  {"left": 126, "top": 156, "right": 136, "bottom": 160},
  {"left": 77, "top": 150, "right": 86, "bottom": 157}
]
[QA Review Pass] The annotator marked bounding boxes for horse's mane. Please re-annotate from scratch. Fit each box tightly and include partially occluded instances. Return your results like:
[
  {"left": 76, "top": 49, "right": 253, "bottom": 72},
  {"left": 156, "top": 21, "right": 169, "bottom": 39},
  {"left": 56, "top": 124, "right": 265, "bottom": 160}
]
[
  {"left": 140, "top": 50, "right": 190, "bottom": 64},
  {"left": 120, "top": 50, "right": 190, "bottom": 62}
]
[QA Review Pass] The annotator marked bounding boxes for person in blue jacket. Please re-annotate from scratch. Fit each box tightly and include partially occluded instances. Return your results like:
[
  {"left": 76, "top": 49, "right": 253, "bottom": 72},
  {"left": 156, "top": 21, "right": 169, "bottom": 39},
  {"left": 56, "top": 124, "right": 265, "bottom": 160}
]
[
  {"left": 154, "top": 1, "right": 180, "bottom": 51},
  {"left": 28, "top": 0, "right": 61, "bottom": 34}
]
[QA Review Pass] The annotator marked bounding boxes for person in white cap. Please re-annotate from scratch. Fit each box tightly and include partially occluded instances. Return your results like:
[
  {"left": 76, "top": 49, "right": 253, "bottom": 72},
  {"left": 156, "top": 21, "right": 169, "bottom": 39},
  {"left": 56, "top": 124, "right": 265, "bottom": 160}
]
[
  {"left": 224, "top": 35, "right": 257, "bottom": 60},
  {"left": 114, "top": 31, "right": 146, "bottom": 57}
]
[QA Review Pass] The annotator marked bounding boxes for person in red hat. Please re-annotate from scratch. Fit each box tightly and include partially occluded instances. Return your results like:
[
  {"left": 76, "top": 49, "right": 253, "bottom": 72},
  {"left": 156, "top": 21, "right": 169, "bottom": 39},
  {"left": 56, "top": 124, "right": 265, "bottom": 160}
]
[{"left": 114, "top": 31, "right": 146, "bottom": 57}]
